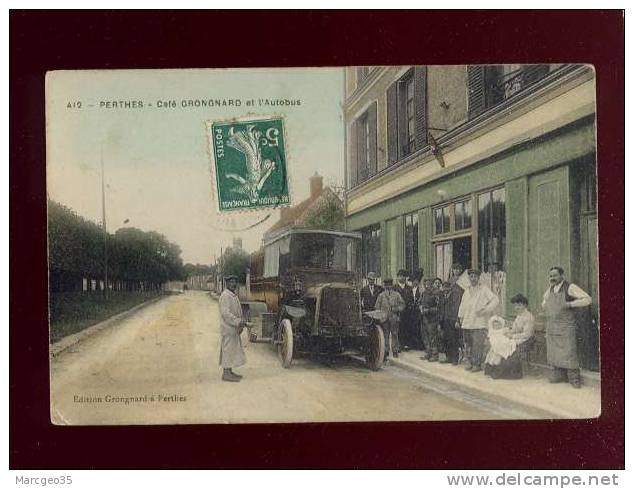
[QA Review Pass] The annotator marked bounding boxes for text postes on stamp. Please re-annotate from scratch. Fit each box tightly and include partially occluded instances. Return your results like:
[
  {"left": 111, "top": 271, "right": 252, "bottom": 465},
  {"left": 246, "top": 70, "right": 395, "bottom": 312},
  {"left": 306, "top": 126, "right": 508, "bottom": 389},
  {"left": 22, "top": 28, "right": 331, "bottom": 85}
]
[{"left": 210, "top": 117, "right": 290, "bottom": 212}]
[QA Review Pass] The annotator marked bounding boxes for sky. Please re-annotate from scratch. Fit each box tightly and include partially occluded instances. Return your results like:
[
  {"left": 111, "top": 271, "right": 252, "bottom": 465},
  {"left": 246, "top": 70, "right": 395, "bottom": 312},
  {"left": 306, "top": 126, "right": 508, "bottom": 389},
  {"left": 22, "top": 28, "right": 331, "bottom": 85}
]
[{"left": 46, "top": 68, "right": 345, "bottom": 264}]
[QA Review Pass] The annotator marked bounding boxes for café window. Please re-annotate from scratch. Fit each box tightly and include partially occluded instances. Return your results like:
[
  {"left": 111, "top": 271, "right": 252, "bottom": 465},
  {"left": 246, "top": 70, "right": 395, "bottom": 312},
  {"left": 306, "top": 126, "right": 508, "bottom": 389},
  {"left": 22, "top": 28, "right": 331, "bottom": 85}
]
[
  {"left": 477, "top": 187, "right": 506, "bottom": 312},
  {"left": 404, "top": 212, "right": 419, "bottom": 275},
  {"left": 454, "top": 199, "right": 473, "bottom": 231},
  {"left": 434, "top": 199, "right": 472, "bottom": 236},
  {"left": 361, "top": 224, "right": 381, "bottom": 277},
  {"left": 477, "top": 188, "right": 506, "bottom": 273},
  {"left": 434, "top": 205, "right": 451, "bottom": 235}
]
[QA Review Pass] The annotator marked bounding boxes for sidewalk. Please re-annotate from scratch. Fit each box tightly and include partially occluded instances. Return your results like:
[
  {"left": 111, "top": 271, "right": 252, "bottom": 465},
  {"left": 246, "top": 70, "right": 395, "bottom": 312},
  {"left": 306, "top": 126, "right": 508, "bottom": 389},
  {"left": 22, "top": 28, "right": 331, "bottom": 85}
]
[{"left": 389, "top": 350, "right": 601, "bottom": 419}]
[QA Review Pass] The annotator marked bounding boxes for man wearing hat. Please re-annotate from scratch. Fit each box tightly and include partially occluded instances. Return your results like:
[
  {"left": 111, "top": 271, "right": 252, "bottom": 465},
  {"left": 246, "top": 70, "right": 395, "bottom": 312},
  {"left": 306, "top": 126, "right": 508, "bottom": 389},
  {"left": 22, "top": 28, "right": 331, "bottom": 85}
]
[
  {"left": 457, "top": 269, "right": 499, "bottom": 372},
  {"left": 375, "top": 278, "right": 406, "bottom": 359},
  {"left": 361, "top": 272, "right": 383, "bottom": 311},
  {"left": 394, "top": 269, "right": 415, "bottom": 350},
  {"left": 218, "top": 275, "right": 247, "bottom": 382}
]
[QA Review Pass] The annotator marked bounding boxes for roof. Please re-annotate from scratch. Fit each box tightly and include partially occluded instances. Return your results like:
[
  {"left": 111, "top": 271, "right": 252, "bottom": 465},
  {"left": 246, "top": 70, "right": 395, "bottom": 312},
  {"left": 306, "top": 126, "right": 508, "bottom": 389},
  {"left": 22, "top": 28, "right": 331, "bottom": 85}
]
[
  {"left": 264, "top": 186, "right": 343, "bottom": 236},
  {"left": 262, "top": 227, "right": 362, "bottom": 247}
]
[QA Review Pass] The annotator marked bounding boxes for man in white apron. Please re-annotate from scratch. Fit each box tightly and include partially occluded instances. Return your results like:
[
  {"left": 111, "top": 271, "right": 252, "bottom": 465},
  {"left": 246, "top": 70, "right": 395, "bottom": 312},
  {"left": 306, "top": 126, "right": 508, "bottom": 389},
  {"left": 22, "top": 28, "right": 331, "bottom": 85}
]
[
  {"left": 542, "top": 266, "right": 592, "bottom": 388},
  {"left": 457, "top": 269, "right": 499, "bottom": 372},
  {"left": 218, "top": 275, "right": 247, "bottom": 382}
]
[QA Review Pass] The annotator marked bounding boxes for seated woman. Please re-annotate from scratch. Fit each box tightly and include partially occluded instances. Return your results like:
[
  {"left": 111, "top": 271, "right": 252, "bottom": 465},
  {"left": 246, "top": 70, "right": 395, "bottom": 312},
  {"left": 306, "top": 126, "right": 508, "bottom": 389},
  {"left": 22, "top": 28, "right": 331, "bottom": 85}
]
[{"left": 484, "top": 293, "right": 535, "bottom": 379}]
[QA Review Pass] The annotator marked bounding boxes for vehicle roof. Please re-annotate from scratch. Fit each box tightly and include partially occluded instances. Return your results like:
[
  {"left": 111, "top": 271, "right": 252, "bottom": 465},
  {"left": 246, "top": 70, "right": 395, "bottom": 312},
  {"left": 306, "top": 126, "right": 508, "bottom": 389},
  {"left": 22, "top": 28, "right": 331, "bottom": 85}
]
[{"left": 262, "top": 227, "right": 362, "bottom": 247}]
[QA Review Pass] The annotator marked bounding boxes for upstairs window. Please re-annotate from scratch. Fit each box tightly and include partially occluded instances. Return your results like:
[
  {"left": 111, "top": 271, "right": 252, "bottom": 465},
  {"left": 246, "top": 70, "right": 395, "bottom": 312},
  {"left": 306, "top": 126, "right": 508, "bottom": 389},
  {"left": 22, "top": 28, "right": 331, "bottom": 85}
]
[
  {"left": 351, "top": 102, "right": 377, "bottom": 186},
  {"left": 467, "top": 64, "right": 551, "bottom": 119},
  {"left": 386, "top": 66, "right": 428, "bottom": 165}
]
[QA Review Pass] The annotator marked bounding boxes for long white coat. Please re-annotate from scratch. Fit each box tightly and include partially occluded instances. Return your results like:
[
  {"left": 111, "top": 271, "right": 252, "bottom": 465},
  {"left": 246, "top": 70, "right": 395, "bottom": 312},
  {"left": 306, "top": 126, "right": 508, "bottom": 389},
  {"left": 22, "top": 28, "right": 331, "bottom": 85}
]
[{"left": 218, "top": 289, "right": 247, "bottom": 369}]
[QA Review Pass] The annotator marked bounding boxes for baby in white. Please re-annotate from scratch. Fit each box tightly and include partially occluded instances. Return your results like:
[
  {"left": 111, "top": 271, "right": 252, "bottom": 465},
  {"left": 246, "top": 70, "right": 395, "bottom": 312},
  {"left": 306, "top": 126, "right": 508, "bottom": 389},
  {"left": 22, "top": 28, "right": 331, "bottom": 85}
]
[{"left": 485, "top": 315, "right": 517, "bottom": 366}]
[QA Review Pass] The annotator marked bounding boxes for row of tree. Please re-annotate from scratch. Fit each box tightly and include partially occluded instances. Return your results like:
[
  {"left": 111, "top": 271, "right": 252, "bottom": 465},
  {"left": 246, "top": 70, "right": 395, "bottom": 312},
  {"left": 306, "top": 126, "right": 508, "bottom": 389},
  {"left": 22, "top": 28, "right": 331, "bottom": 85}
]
[{"left": 48, "top": 200, "right": 186, "bottom": 292}]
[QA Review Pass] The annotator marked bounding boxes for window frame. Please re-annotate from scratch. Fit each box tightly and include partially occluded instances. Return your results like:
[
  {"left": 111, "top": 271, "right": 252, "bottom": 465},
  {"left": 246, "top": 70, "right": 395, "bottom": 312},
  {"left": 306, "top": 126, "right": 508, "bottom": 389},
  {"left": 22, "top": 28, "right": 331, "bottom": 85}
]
[
  {"left": 361, "top": 224, "right": 382, "bottom": 277},
  {"left": 397, "top": 70, "right": 416, "bottom": 158},
  {"left": 354, "top": 102, "right": 377, "bottom": 185},
  {"left": 432, "top": 198, "right": 474, "bottom": 238},
  {"left": 430, "top": 186, "right": 505, "bottom": 273},
  {"left": 403, "top": 212, "right": 419, "bottom": 275}
]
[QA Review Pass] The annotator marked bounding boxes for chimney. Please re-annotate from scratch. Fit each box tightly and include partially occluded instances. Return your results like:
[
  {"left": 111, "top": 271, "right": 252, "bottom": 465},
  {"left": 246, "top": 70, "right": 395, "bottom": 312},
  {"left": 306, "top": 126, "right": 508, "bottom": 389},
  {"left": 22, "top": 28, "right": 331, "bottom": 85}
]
[{"left": 310, "top": 172, "right": 323, "bottom": 200}]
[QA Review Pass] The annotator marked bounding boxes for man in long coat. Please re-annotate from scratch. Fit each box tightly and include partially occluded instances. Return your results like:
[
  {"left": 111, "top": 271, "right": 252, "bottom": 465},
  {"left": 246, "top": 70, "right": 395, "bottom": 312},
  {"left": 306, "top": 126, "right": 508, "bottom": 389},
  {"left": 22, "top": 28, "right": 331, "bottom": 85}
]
[
  {"left": 542, "top": 266, "right": 592, "bottom": 388},
  {"left": 458, "top": 269, "right": 499, "bottom": 372},
  {"left": 219, "top": 275, "right": 247, "bottom": 382}
]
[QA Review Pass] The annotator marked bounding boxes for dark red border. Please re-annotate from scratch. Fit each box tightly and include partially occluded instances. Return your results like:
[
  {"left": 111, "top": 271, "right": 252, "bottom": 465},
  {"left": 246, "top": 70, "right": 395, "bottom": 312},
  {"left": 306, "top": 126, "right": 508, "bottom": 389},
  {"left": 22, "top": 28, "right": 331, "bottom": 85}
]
[{"left": 10, "top": 10, "right": 624, "bottom": 469}]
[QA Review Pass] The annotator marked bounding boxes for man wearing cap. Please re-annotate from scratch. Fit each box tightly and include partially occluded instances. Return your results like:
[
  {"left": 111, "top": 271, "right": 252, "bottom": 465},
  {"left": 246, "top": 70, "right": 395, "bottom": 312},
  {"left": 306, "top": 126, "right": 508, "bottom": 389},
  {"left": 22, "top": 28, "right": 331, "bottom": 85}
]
[
  {"left": 361, "top": 272, "right": 383, "bottom": 312},
  {"left": 218, "top": 275, "right": 247, "bottom": 382},
  {"left": 375, "top": 278, "right": 406, "bottom": 359},
  {"left": 457, "top": 269, "right": 499, "bottom": 372}
]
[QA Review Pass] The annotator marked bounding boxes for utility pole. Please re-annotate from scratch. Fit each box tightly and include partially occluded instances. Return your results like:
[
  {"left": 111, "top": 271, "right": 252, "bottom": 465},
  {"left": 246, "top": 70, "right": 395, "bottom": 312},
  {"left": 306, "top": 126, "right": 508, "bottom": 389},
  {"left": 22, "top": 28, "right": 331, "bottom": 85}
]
[{"left": 101, "top": 145, "right": 109, "bottom": 299}]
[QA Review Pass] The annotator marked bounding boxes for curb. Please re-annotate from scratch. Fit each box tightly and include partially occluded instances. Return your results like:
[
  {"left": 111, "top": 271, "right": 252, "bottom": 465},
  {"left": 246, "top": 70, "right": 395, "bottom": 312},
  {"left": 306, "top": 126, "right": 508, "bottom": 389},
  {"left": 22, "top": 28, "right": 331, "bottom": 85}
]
[
  {"left": 50, "top": 295, "right": 167, "bottom": 357},
  {"left": 387, "top": 356, "right": 589, "bottom": 419}
]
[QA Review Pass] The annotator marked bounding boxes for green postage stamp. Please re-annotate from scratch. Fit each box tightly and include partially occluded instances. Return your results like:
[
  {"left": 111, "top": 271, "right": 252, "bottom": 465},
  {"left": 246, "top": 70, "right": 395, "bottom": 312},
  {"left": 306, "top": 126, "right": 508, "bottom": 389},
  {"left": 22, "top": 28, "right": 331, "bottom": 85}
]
[{"left": 209, "top": 117, "right": 291, "bottom": 212}]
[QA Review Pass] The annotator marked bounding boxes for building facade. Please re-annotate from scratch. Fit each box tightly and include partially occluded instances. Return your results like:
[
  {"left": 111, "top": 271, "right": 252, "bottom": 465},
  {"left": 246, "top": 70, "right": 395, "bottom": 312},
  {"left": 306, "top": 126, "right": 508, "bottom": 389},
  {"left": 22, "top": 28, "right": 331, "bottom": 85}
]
[{"left": 344, "top": 64, "right": 598, "bottom": 369}]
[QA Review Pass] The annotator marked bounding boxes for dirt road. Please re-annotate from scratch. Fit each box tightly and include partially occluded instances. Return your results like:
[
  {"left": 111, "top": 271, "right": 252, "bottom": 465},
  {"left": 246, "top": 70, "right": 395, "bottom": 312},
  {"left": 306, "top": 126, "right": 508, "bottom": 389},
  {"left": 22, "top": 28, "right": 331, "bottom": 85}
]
[{"left": 50, "top": 291, "right": 507, "bottom": 424}]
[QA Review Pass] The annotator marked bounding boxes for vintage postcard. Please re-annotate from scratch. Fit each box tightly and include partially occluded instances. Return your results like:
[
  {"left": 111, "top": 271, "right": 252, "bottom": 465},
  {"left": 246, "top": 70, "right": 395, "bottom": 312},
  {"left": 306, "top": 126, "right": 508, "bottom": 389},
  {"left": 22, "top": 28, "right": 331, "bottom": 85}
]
[{"left": 47, "top": 65, "right": 600, "bottom": 425}]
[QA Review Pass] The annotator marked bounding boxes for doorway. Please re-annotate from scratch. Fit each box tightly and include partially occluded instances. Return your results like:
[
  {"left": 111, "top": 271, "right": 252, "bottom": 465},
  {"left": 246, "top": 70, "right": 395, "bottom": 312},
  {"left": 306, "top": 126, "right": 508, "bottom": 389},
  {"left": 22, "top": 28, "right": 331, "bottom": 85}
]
[{"left": 435, "top": 237, "right": 472, "bottom": 281}]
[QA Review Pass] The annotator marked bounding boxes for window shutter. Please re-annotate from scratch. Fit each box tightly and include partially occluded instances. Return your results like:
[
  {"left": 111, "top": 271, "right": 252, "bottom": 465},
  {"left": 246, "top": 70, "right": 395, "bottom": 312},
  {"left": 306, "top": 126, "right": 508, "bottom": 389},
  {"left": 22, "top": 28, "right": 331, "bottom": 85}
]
[
  {"left": 522, "top": 64, "right": 549, "bottom": 86},
  {"left": 397, "top": 79, "right": 408, "bottom": 157},
  {"left": 357, "top": 117, "right": 368, "bottom": 182},
  {"left": 368, "top": 102, "right": 378, "bottom": 176},
  {"left": 413, "top": 66, "right": 428, "bottom": 151},
  {"left": 348, "top": 120, "right": 358, "bottom": 187},
  {"left": 467, "top": 65, "right": 486, "bottom": 119},
  {"left": 386, "top": 82, "right": 398, "bottom": 165}
]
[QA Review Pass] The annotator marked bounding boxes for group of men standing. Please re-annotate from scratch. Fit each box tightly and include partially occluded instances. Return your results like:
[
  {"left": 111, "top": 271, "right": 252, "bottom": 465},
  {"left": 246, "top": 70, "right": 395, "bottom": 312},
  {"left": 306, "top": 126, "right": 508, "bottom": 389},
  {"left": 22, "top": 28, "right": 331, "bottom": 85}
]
[
  {"left": 361, "top": 264, "right": 482, "bottom": 366},
  {"left": 217, "top": 263, "right": 593, "bottom": 389},
  {"left": 361, "top": 264, "right": 592, "bottom": 387}
]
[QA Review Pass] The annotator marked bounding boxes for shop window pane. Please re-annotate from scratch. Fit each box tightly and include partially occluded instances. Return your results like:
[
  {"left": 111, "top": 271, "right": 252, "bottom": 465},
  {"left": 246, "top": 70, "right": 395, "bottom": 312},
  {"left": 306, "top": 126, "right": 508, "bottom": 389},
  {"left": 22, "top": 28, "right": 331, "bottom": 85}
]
[
  {"left": 478, "top": 188, "right": 506, "bottom": 315},
  {"left": 478, "top": 192, "right": 491, "bottom": 272},
  {"left": 434, "top": 208, "right": 443, "bottom": 234},
  {"left": 404, "top": 212, "right": 419, "bottom": 274},
  {"left": 455, "top": 201, "right": 464, "bottom": 229},
  {"left": 434, "top": 205, "right": 451, "bottom": 235},
  {"left": 455, "top": 199, "right": 472, "bottom": 230},
  {"left": 361, "top": 224, "right": 382, "bottom": 277}
]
